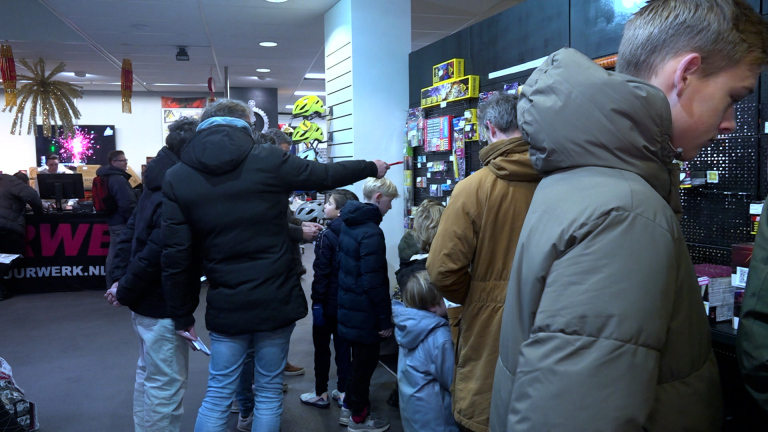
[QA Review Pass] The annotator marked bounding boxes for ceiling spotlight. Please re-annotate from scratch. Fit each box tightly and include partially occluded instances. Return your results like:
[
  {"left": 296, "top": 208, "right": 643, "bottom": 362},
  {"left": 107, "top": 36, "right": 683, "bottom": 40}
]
[
  {"left": 176, "top": 46, "right": 190, "bottom": 61},
  {"left": 266, "top": 0, "right": 288, "bottom": 3},
  {"left": 304, "top": 73, "right": 325, "bottom": 80},
  {"left": 256, "top": 68, "right": 271, "bottom": 73},
  {"left": 259, "top": 41, "right": 278, "bottom": 47},
  {"left": 74, "top": 71, "right": 87, "bottom": 78}
]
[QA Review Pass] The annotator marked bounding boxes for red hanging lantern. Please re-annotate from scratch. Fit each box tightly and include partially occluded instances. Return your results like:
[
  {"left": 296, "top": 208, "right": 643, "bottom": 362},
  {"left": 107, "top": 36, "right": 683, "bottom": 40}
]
[
  {"left": 121, "top": 58, "right": 133, "bottom": 114},
  {"left": 1, "top": 44, "right": 18, "bottom": 109},
  {"left": 208, "top": 76, "right": 216, "bottom": 104}
]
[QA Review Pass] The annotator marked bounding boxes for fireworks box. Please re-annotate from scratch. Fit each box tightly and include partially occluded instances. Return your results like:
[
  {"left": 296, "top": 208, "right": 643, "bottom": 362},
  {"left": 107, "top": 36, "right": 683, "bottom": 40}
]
[
  {"left": 433, "top": 58, "right": 464, "bottom": 84},
  {"left": 731, "top": 243, "right": 754, "bottom": 288},
  {"left": 421, "top": 75, "right": 480, "bottom": 108},
  {"left": 76, "top": 165, "right": 101, "bottom": 190}
]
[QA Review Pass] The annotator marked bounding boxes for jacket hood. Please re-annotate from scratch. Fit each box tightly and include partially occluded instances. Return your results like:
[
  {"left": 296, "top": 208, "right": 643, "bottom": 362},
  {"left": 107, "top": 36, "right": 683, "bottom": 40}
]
[
  {"left": 96, "top": 164, "right": 130, "bottom": 178},
  {"left": 392, "top": 300, "right": 448, "bottom": 350},
  {"left": 519, "top": 48, "right": 679, "bottom": 202},
  {"left": 479, "top": 136, "right": 540, "bottom": 182},
  {"left": 340, "top": 201, "right": 382, "bottom": 227},
  {"left": 181, "top": 124, "right": 254, "bottom": 175},
  {"left": 328, "top": 216, "right": 344, "bottom": 235},
  {"left": 143, "top": 147, "right": 179, "bottom": 191}
]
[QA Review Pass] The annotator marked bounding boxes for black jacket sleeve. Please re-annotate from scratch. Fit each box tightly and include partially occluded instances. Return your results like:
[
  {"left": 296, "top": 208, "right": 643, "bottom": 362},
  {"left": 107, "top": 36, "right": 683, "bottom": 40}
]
[
  {"left": 161, "top": 178, "right": 201, "bottom": 330},
  {"left": 311, "top": 229, "right": 332, "bottom": 305},
  {"left": 277, "top": 154, "right": 378, "bottom": 193},
  {"left": 360, "top": 229, "right": 392, "bottom": 331},
  {"left": 110, "top": 174, "right": 138, "bottom": 221},
  {"left": 109, "top": 210, "right": 136, "bottom": 284},
  {"left": 288, "top": 223, "right": 303, "bottom": 244},
  {"left": 117, "top": 207, "right": 163, "bottom": 308},
  {"left": 14, "top": 179, "right": 43, "bottom": 215}
]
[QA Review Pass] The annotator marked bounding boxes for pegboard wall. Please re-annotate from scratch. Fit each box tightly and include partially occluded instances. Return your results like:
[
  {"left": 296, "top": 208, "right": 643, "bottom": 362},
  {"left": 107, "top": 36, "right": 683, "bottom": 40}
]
[
  {"left": 407, "top": 66, "right": 763, "bottom": 268},
  {"left": 681, "top": 80, "right": 763, "bottom": 266},
  {"left": 409, "top": 80, "right": 526, "bottom": 209}
]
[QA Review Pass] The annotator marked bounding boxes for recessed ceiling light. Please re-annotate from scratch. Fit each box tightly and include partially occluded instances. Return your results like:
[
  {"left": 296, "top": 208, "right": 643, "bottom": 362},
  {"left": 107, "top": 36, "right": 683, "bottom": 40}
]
[
  {"left": 256, "top": 68, "right": 271, "bottom": 73},
  {"left": 286, "top": 105, "right": 294, "bottom": 109},
  {"left": 304, "top": 73, "right": 325, "bottom": 80},
  {"left": 294, "top": 91, "right": 325, "bottom": 96},
  {"left": 259, "top": 41, "right": 278, "bottom": 47},
  {"left": 266, "top": 0, "right": 288, "bottom": 2}
]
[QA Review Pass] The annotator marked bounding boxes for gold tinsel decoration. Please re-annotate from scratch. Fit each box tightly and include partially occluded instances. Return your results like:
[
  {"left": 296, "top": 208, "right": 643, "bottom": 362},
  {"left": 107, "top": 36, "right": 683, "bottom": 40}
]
[{"left": 3, "top": 58, "right": 83, "bottom": 137}]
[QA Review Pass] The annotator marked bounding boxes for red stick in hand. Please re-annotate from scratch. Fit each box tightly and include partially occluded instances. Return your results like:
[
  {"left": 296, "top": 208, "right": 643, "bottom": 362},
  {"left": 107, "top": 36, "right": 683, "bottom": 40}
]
[{"left": 388, "top": 161, "right": 404, "bottom": 166}]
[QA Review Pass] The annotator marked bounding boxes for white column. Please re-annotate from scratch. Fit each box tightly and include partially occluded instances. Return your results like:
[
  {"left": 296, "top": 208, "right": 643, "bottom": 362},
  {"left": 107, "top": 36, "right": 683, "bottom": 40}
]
[{"left": 325, "top": 0, "right": 411, "bottom": 286}]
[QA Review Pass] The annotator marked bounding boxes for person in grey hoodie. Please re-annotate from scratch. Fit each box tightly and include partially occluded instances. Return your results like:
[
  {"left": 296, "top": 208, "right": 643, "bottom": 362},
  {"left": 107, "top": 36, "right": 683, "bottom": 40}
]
[{"left": 393, "top": 270, "right": 457, "bottom": 432}]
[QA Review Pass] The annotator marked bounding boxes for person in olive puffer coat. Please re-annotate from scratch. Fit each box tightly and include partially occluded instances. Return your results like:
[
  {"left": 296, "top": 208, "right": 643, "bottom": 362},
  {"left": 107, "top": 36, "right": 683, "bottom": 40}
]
[{"left": 491, "top": 47, "right": 727, "bottom": 432}]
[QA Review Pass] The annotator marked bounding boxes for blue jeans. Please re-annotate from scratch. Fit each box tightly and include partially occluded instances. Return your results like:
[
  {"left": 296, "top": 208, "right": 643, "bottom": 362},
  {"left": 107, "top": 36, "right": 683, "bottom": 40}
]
[
  {"left": 194, "top": 323, "right": 294, "bottom": 432},
  {"left": 234, "top": 344, "right": 256, "bottom": 415}
]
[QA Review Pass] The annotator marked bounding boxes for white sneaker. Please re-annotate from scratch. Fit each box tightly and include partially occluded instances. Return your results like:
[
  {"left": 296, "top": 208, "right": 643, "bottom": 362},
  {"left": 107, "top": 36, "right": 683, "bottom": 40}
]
[
  {"left": 300, "top": 391, "right": 330, "bottom": 408},
  {"left": 236, "top": 411, "right": 254, "bottom": 432},
  {"left": 331, "top": 389, "right": 345, "bottom": 407},
  {"left": 339, "top": 407, "right": 352, "bottom": 426}
]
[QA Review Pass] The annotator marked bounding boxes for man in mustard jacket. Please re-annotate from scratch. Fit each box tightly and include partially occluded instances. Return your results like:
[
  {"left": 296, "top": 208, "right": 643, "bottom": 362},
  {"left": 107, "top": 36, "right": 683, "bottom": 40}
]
[{"left": 426, "top": 92, "right": 540, "bottom": 432}]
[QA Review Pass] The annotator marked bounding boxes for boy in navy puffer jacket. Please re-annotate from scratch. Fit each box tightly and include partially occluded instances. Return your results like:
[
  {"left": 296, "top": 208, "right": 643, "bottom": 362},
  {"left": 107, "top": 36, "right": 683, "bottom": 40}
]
[
  {"left": 300, "top": 189, "right": 359, "bottom": 409},
  {"left": 337, "top": 177, "right": 398, "bottom": 432}
]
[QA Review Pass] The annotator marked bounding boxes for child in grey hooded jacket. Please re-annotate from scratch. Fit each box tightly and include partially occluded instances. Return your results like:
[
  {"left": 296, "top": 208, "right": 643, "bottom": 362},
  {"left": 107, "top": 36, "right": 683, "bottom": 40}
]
[{"left": 393, "top": 270, "right": 458, "bottom": 432}]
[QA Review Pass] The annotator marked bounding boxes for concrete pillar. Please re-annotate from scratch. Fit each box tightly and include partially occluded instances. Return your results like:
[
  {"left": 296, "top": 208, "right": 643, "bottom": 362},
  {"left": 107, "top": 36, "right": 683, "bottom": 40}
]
[{"left": 324, "top": 0, "right": 411, "bottom": 284}]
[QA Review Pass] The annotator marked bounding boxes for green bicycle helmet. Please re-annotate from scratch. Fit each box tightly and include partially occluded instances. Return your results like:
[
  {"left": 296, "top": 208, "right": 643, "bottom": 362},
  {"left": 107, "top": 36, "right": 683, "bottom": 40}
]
[
  {"left": 292, "top": 95, "right": 325, "bottom": 119},
  {"left": 292, "top": 120, "right": 324, "bottom": 143}
]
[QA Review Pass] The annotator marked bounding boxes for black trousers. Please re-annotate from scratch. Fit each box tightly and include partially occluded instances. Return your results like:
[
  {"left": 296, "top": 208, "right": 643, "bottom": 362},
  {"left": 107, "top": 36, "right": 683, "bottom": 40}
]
[
  {"left": 0, "top": 230, "right": 26, "bottom": 255},
  {"left": 312, "top": 315, "right": 351, "bottom": 395},
  {"left": 345, "top": 340, "right": 381, "bottom": 416},
  {"left": 0, "top": 231, "right": 26, "bottom": 296}
]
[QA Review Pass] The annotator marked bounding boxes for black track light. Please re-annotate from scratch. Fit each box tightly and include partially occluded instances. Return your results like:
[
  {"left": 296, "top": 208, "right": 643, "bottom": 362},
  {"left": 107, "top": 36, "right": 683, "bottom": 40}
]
[{"left": 176, "top": 46, "right": 189, "bottom": 61}]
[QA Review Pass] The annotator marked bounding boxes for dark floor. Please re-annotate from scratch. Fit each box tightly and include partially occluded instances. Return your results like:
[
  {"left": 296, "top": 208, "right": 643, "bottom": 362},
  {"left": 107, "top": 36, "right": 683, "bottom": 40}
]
[{"left": 0, "top": 248, "right": 403, "bottom": 432}]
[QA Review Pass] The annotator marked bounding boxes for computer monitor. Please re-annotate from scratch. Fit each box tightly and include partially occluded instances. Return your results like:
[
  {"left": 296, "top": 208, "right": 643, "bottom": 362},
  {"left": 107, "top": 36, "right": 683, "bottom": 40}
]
[{"left": 37, "top": 173, "right": 85, "bottom": 212}]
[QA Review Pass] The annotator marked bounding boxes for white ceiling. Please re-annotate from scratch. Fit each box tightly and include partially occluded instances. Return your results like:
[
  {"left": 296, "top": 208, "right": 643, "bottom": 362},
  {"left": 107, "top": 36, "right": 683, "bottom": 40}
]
[{"left": 1, "top": 0, "right": 523, "bottom": 112}]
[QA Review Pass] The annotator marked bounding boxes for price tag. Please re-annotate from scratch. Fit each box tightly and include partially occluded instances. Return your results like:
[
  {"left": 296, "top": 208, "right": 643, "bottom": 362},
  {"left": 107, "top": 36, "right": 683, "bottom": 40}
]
[
  {"left": 707, "top": 171, "right": 719, "bottom": 183},
  {"left": 750, "top": 203, "right": 764, "bottom": 215},
  {"left": 440, "top": 101, "right": 447, "bottom": 108}
]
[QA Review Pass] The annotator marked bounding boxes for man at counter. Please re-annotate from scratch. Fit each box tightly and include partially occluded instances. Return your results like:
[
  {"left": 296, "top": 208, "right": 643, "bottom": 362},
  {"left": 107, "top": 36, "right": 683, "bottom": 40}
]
[
  {"left": 37, "top": 154, "right": 73, "bottom": 175},
  {"left": 97, "top": 150, "right": 137, "bottom": 286},
  {"left": 0, "top": 172, "right": 43, "bottom": 301}
]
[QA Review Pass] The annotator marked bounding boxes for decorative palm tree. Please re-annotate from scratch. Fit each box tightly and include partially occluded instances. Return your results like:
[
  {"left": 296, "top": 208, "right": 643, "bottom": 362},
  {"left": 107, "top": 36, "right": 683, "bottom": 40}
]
[{"left": 4, "top": 58, "right": 83, "bottom": 137}]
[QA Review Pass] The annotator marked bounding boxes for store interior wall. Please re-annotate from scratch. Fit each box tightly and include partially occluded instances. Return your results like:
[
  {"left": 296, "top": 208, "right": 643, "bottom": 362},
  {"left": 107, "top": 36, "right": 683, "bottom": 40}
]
[
  {"left": 0, "top": 91, "right": 210, "bottom": 175},
  {"left": 323, "top": 0, "right": 410, "bottom": 284}
]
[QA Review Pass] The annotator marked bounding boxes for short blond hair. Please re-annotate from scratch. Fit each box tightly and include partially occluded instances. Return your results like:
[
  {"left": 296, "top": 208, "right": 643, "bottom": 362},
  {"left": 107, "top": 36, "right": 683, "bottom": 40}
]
[
  {"left": 413, "top": 200, "right": 445, "bottom": 252},
  {"left": 403, "top": 270, "right": 441, "bottom": 311},
  {"left": 617, "top": 0, "right": 768, "bottom": 80},
  {"left": 362, "top": 177, "right": 399, "bottom": 200}
]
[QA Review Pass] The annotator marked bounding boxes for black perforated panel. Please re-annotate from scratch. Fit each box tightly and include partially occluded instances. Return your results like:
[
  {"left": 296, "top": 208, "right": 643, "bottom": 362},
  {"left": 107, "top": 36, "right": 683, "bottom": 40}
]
[
  {"left": 680, "top": 189, "right": 755, "bottom": 248},
  {"left": 686, "top": 137, "right": 758, "bottom": 194},
  {"left": 687, "top": 243, "right": 732, "bottom": 267},
  {"left": 760, "top": 135, "right": 768, "bottom": 199},
  {"left": 719, "top": 92, "right": 759, "bottom": 138}
]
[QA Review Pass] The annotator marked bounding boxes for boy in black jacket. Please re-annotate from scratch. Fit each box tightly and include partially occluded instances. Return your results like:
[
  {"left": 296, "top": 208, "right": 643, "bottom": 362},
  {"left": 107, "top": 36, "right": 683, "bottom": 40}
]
[
  {"left": 104, "top": 117, "right": 199, "bottom": 431},
  {"left": 300, "top": 189, "right": 359, "bottom": 409},
  {"left": 337, "top": 178, "right": 398, "bottom": 432}
]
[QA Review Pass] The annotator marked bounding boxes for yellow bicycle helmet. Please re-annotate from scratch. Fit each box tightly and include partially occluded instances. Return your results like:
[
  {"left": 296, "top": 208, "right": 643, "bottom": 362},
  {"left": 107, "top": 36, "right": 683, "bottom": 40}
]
[
  {"left": 292, "top": 120, "right": 324, "bottom": 143},
  {"left": 292, "top": 95, "right": 325, "bottom": 119}
]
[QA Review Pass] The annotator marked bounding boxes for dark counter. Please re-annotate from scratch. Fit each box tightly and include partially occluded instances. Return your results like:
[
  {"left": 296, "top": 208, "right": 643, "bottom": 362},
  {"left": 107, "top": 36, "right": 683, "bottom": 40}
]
[{"left": 4, "top": 212, "right": 109, "bottom": 293}]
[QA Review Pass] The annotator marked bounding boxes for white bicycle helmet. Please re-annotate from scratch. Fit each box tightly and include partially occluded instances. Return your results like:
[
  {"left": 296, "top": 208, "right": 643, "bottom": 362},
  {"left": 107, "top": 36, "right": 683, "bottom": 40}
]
[{"left": 295, "top": 200, "right": 325, "bottom": 222}]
